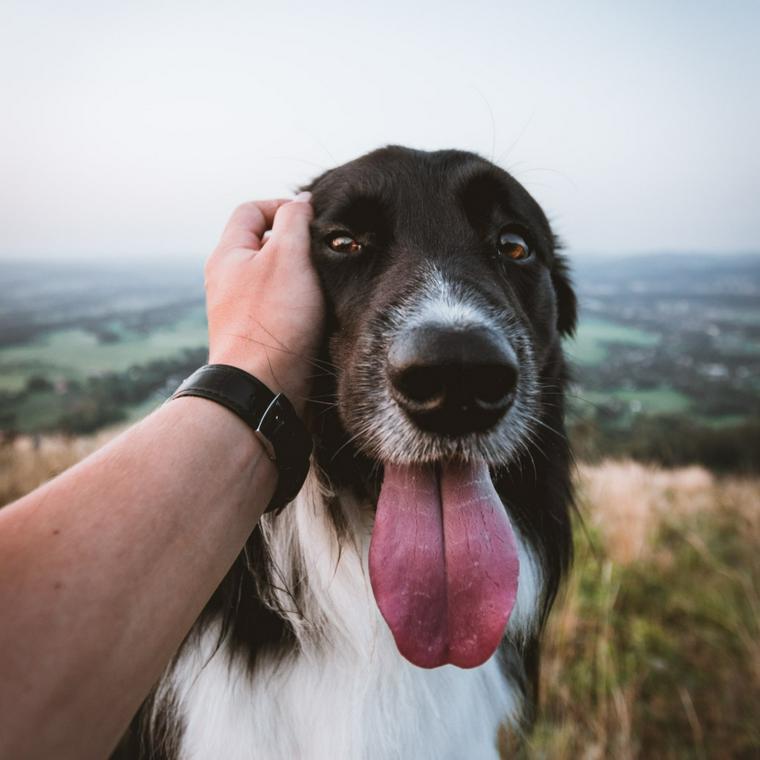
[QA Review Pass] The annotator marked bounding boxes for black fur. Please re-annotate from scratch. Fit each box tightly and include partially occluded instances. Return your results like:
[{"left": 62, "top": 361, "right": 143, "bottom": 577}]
[{"left": 114, "top": 146, "right": 576, "bottom": 758}]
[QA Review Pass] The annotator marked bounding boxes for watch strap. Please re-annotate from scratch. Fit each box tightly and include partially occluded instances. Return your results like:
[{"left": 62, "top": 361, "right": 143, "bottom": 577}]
[{"left": 171, "top": 364, "right": 312, "bottom": 513}]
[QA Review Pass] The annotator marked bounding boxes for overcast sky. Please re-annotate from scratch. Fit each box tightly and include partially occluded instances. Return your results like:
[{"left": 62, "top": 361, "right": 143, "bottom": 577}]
[{"left": 1, "top": 1, "right": 758, "bottom": 260}]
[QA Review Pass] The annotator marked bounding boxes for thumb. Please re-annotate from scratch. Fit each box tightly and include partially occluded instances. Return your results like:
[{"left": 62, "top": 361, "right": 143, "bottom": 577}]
[{"left": 267, "top": 191, "right": 313, "bottom": 257}]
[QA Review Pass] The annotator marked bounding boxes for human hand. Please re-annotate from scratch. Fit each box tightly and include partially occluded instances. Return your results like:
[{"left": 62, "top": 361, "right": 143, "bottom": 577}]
[{"left": 205, "top": 193, "right": 324, "bottom": 414}]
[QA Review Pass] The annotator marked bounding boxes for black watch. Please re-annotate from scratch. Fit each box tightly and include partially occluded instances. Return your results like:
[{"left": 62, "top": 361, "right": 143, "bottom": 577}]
[{"left": 170, "top": 364, "right": 312, "bottom": 513}]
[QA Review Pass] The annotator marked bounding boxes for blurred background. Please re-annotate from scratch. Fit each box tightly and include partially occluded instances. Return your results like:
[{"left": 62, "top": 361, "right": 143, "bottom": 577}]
[{"left": 2, "top": 1, "right": 758, "bottom": 757}]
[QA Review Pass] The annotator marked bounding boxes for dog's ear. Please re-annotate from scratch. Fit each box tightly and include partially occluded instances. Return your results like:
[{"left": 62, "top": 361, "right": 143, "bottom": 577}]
[{"left": 551, "top": 251, "right": 578, "bottom": 337}]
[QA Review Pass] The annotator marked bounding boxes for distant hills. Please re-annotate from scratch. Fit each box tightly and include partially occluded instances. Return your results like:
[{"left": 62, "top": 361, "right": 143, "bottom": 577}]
[{"left": 1, "top": 254, "right": 758, "bottom": 471}]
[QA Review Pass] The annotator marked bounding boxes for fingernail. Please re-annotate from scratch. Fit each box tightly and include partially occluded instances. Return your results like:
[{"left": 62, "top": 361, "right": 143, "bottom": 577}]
[{"left": 292, "top": 191, "right": 312, "bottom": 203}]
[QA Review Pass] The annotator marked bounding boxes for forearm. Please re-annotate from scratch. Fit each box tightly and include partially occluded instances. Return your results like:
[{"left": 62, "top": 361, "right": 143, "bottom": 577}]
[{"left": 0, "top": 397, "right": 275, "bottom": 760}]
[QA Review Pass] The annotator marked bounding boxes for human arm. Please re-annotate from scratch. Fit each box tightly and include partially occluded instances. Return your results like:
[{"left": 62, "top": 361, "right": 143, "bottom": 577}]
[{"left": 0, "top": 194, "right": 323, "bottom": 760}]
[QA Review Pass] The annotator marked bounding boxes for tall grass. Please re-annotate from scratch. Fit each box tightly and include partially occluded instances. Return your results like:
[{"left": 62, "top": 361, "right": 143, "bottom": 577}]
[
  {"left": 522, "top": 462, "right": 760, "bottom": 759},
  {"left": 2, "top": 439, "right": 758, "bottom": 757},
  {"left": 0, "top": 433, "right": 111, "bottom": 505}
]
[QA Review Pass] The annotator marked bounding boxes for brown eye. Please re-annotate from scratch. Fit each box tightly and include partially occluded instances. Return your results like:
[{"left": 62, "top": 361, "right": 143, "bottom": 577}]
[
  {"left": 497, "top": 231, "right": 531, "bottom": 261},
  {"left": 327, "top": 234, "right": 363, "bottom": 254}
]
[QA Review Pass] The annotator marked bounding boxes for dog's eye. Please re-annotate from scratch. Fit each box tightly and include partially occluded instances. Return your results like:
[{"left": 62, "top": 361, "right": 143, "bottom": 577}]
[
  {"left": 327, "top": 234, "right": 363, "bottom": 254},
  {"left": 497, "top": 231, "right": 531, "bottom": 261}
]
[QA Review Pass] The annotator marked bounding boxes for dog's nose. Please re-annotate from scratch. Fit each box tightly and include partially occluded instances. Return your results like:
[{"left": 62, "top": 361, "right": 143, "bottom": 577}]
[{"left": 387, "top": 326, "right": 519, "bottom": 434}]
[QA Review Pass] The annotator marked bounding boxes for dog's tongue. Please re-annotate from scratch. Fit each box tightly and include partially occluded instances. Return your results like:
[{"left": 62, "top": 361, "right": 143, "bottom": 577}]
[{"left": 369, "top": 461, "right": 519, "bottom": 669}]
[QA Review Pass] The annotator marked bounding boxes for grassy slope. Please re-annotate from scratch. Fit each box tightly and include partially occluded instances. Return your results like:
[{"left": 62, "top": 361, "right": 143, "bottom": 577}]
[
  {"left": 0, "top": 306, "right": 208, "bottom": 391},
  {"left": 2, "top": 439, "right": 757, "bottom": 759}
]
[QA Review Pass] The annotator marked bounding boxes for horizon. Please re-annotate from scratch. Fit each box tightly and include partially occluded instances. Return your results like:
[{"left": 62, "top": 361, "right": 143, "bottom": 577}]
[{"left": 2, "top": 249, "right": 760, "bottom": 267}]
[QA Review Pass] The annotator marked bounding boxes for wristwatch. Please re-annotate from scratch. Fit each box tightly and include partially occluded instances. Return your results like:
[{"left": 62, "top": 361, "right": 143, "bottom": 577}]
[{"left": 170, "top": 364, "right": 312, "bottom": 513}]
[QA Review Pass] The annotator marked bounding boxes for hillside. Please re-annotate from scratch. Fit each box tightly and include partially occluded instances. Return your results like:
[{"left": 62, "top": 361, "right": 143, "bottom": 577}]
[
  {"left": 3, "top": 434, "right": 758, "bottom": 759},
  {"left": 2, "top": 254, "right": 759, "bottom": 474}
]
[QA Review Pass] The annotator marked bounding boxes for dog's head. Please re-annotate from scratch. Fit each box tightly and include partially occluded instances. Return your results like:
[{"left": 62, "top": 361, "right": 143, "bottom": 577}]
[
  {"left": 307, "top": 145, "right": 575, "bottom": 468},
  {"left": 303, "top": 146, "right": 576, "bottom": 669}
]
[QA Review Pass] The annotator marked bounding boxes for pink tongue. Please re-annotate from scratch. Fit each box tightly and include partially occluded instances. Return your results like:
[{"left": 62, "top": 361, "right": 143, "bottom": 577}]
[{"left": 369, "top": 461, "right": 519, "bottom": 669}]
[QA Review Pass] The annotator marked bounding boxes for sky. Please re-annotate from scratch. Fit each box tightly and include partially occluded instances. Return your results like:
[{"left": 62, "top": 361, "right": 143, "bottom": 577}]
[{"left": 1, "top": 0, "right": 758, "bottom": 260}]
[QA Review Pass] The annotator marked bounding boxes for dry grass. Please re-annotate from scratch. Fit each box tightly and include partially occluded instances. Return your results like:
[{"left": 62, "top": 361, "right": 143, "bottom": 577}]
[
  {"left": 2, "top": 438, "right": 758, "bottom": 757},
  {"left": 0, "top": 432, "right": 115, "bottom": 506},
  {"left": 524, "top": 461, "right": 760, "bottom": 760}
]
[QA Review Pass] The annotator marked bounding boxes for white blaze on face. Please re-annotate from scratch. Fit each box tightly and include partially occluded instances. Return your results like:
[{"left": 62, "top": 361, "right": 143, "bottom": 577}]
[{"left": 405, "top": 266, "right": 494, "bottom": 334}]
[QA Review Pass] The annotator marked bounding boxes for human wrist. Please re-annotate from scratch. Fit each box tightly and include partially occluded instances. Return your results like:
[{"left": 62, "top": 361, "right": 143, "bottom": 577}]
[
  {"left": 170, "top": 364, "right": 313, "bottom": 513},
  {"left": 166, "top": 393, "right": 269, "bottom": 468}
]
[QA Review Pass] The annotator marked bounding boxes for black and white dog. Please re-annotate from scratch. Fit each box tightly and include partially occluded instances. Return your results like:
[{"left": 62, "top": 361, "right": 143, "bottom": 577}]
[{"left": 114, "top": 146, "right": 577, "bottom": 760}]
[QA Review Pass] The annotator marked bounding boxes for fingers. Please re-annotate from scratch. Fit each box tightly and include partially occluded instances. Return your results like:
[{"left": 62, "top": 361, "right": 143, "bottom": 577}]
[
  {"left": 266, "top": 192, "right": 313, "bottom": 259},
  {"left": 216, "top": 199, "right": 290, "bottom": 254}
]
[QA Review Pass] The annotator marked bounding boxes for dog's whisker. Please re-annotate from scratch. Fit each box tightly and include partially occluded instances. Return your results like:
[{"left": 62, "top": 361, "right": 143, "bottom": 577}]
[
  {"left": 329, "top": 430, "right": 366, "bottom": 464},
  {"left": 521, "top": 410, "right": 569, "bottom": 443},
  {"left": 469, "top": 85, "right": 498, "bottom": 163}
]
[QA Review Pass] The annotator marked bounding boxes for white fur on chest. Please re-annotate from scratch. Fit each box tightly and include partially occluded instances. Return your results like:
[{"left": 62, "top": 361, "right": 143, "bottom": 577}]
[{"left": 166, "top": 472, "right": 539, "bottom": 760}]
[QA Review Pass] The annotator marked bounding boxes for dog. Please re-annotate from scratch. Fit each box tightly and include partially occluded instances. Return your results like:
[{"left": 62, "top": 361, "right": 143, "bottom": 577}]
[{"left": 113, "top": 146, "right": 577, "bottom": 760}]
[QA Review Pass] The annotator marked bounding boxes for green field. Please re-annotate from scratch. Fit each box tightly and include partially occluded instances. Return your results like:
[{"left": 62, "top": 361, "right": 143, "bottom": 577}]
[
  {"left": 578, "top": 387, "right": 692, "bottom": 417},
  {"left": 0, "top": 313, "right": 686, "bottom": 430},
  {"left": 565, "top": 318, "right": 660, "bottom": 365},
  {"left": 0, "top": 306, "right": 208, "bottom": 392},
  {"left": 1, "top": 305, "right": 755, "bottom": 436},
  {"left": 3, "top": 314, "right": 662, "bottom": 389}
]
